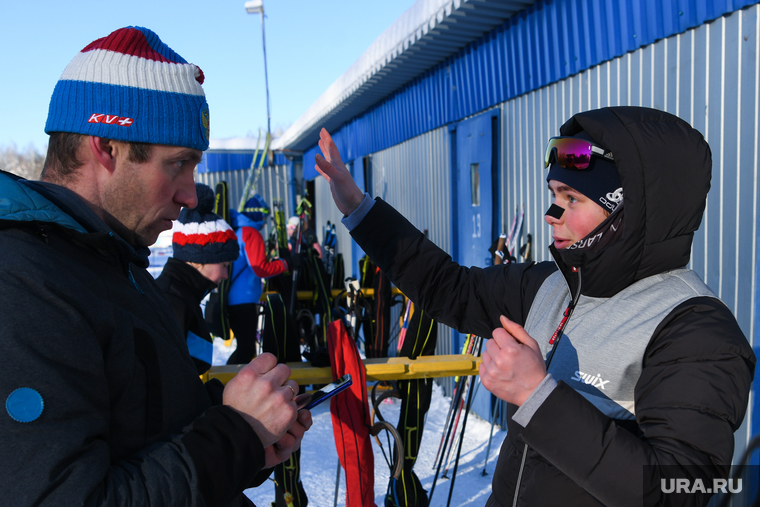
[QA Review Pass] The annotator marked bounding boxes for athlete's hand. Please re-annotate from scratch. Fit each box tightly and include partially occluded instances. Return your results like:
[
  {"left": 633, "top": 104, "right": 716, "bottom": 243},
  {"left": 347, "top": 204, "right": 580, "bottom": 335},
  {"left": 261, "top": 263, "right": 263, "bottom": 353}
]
[
  {"left": 315, "top": 128, "right": 365, "bottom": 216},
  {"left": 263, "top": 409, "right": 313, "bottom": 467},
  {"left": 479, "top": 315, "right": 547, "bottom": 406},
  {"left": 223, "top": 353, "right": 299, "bottom": 448}
]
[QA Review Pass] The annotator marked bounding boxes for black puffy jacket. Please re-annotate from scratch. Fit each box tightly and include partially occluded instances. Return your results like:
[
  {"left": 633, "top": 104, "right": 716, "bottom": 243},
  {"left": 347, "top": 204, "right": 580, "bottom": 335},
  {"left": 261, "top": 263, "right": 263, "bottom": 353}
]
[
  {"left": 350, "top": 107, "right": 755, "bottom": 506},
  {"left": 0, "top": 171, "right": 264, "bottom": 506}
]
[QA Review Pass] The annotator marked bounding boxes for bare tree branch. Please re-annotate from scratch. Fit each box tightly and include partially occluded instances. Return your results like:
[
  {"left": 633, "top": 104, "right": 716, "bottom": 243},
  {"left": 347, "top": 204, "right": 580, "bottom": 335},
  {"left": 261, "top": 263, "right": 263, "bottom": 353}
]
[{"left": 0, "top": 143, "right": 46, "bottom": 180}]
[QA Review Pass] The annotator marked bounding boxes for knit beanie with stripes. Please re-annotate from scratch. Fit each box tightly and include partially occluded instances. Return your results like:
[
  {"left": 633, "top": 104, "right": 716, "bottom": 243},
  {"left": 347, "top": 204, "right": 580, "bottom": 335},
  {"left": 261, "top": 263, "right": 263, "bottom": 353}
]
[
  {"left": 45, "top": 26, "right": 210, "bottom": 150},
  {"left": 172, "top": 184, "right": 239, "bottom": 264}
]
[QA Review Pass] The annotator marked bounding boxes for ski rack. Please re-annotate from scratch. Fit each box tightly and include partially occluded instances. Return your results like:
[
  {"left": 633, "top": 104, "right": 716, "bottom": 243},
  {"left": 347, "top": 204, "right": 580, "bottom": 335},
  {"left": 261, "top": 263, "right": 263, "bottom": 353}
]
[{"left": 203, "top": 354, "right": 482, "bottom": 385}]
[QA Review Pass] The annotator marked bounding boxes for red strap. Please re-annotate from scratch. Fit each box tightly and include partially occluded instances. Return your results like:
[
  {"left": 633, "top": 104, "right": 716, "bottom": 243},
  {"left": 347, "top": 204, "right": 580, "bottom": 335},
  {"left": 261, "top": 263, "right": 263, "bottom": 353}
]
[{"left": 327, "top": 320, "right": 377, "bottom": 507}]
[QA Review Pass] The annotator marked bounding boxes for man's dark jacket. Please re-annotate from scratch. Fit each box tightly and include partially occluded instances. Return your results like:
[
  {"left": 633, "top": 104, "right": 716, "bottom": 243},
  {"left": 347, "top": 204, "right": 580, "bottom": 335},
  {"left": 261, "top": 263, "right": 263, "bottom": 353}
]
[
  {"left": 157, "top": 257, "right": 217, "bottom": 375},
  {"left": 350, "top": 107, "right": 755, "bottom": 506},
  {"left": 0, "top": 171, "right": 266, "bottom": 506}
]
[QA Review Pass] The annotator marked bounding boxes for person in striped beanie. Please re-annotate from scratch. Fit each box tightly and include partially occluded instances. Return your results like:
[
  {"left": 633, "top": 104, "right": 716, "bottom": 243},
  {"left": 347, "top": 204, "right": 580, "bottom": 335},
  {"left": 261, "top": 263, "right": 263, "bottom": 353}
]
[
  {"left": 157, "top": 183, "right": 238, "bottom": 374},
  {"left": 44, "top": 25, "right": 210, "bottom": 153},
  {"left": 0, "top": 26, "right": 312, "bottom": 507}
]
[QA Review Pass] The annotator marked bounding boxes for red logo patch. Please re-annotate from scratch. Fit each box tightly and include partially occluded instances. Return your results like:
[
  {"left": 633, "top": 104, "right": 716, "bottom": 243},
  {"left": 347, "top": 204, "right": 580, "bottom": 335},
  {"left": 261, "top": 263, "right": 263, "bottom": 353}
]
[{"left": 87, "top": 113, "right": 134, "bottom": 127}]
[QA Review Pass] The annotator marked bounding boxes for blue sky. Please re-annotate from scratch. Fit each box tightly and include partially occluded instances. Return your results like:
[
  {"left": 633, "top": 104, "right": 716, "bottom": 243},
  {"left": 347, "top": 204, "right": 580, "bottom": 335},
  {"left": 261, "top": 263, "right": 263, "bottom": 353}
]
[{"left": 0, "top": 0, "right": 416, "bottom": 152}]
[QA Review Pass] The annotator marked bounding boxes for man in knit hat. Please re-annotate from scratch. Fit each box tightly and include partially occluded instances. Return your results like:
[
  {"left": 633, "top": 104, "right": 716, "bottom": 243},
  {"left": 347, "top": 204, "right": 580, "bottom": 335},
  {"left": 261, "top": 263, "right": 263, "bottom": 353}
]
[
  {"left": 0, "top": 27, "right": 311, "bottom": 506},
  {"left": 157, "top": 183, "right": 240, "bottom": 375}
]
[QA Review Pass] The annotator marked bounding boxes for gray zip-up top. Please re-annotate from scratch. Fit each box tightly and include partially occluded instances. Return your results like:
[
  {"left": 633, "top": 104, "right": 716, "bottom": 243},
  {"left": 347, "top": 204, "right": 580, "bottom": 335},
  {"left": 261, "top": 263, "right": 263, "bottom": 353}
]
[{"left": 348, "top": 107, "right": 755, "bottom": 507}]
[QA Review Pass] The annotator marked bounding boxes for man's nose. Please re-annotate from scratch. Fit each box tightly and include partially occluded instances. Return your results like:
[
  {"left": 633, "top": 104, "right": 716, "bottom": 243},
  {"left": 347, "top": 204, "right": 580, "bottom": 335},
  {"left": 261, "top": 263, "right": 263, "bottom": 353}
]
[{"left": 176, "top": 175, "right": 198, "bottom": 209}]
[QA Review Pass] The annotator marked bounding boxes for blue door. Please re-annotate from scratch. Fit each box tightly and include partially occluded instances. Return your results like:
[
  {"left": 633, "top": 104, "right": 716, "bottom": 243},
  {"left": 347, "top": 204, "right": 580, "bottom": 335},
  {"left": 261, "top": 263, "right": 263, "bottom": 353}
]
[
  {"left": 452, "top": 109, "right": 499, "bottom": 423},
  {"left": 455, "top": 112, "right": 496, "bottom": 272}
]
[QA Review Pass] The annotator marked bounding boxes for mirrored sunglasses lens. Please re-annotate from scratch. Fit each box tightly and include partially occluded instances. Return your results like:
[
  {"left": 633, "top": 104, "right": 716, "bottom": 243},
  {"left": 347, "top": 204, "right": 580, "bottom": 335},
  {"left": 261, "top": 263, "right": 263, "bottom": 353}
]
[{"left": 548, "top": 138, "right": 592, "bottom": 170}]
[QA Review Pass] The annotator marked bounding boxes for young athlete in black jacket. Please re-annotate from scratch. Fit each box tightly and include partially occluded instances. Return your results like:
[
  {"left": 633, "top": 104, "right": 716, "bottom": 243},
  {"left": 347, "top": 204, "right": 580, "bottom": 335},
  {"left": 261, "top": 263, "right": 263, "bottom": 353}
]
[
  {"left": 314, "top": 106, "right": 755, "bottom": 506},
  {"left": 157, "top": 183, "right": 239, "bottom": 375}
]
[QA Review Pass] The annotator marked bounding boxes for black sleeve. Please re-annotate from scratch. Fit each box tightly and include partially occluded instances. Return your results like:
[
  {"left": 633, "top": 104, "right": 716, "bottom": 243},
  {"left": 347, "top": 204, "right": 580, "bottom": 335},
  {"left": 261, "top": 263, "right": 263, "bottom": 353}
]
[
  {"left": 520, "top": 297, "right": 756, "bottom": 507},
  {"left": 351, "top": 198, "right": 555, "bottom": 335},
  {"left": 181, "top": 405, "right": 268, "bottom": 506},
  {"left": 204, "top": 378, "right": 226, "bottom": 405}
]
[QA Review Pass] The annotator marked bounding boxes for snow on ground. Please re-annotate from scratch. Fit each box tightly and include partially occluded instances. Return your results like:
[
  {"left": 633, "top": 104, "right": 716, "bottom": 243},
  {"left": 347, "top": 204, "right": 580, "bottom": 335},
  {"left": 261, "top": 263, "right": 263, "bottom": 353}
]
[{"left": 212, "top": 338, "right": 507, "bottom": 507}]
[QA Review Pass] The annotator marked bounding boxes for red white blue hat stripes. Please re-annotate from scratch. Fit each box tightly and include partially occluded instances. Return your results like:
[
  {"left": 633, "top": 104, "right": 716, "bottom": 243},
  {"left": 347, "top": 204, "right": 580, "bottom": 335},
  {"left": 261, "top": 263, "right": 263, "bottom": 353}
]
[
  {"left": 171, "top": 184, "right": 239, "bottom": 264},
  {"left": 45, "top": 26, "right": 210, "bottom": 150}
]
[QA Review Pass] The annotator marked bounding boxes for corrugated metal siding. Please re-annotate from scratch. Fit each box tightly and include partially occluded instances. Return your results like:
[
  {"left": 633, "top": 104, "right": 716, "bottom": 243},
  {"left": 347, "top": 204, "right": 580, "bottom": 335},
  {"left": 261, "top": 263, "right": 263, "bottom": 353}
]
[
  {"left": 361, "top": 128, "right": 456, "bottom": 369},
  {"left": 314, "top": 127, "right": 455, "bottom": 377},
  {"left": 298, "top": 0, "right": 759, "bottom": 177},
  {"left": 314, "top": 175, "right": 354, "bottom": 281},
  {"left": 499, "top": 5, "right": 759, "bottom": 453}
]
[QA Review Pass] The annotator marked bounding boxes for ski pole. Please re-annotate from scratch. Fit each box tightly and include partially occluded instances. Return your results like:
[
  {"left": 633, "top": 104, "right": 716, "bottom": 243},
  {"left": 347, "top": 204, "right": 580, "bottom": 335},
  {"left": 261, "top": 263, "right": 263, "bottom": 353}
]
[
  {"left": 428, "top": 374, "right": 467, "bottom": 501},
  {"left": 429, "top": 336, "right": 479, "bottom": 501},
  {"left": 333, "top": 460, "right": 341, "bottom": 507},
  {"left": 440, "top": 336, "right": 479, "bottom": 477},
  {"left": 445, "top": 338, "right": 485, "bottom": 507},
  {"left": 432, "top": 334, "right": 473, "bottom": 469},
  {"left": 432, "top": 368, "right": 466, "bottom": 469},
  {"left": 494, "top": 233, "right": 507, "bottom": 265},
  {"left": 441, "top": 339, "right": 482, "bottom": 478},
  {"left": 441, "top": 375, "right": 473, "bottom": 478},
  {"left": 481, "top": 397, "right": 500, "bottom": 476}
]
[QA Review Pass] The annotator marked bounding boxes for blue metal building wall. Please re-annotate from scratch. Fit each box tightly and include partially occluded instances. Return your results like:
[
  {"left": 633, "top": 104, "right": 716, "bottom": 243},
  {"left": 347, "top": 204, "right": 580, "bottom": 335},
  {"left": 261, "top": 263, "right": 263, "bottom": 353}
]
[
  {"left": 307, "top": 4, "right": 760, "bottom": 463},
  {"left": 302, "top": 0, "right": 758, "bottom": 181},
  {"left": 495, "top": 5, "right": 760, "bottom": 462}
]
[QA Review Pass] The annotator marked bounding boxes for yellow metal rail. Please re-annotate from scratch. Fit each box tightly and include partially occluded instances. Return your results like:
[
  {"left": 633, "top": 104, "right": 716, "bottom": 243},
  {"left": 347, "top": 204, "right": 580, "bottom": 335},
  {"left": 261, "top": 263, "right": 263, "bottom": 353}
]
[
  {"left": 204, "top": 353, "right": 482, "bottom": 386},
  {"left": 262, "top": 287, "right": 404, "bottom": 302}
]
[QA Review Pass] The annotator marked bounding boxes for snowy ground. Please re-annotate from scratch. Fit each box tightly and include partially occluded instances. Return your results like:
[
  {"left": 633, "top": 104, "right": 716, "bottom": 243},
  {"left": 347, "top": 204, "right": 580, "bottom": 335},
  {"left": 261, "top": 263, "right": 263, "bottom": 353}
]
[{"left": 212, "top": 338, "right": 507, "bottom": 507}]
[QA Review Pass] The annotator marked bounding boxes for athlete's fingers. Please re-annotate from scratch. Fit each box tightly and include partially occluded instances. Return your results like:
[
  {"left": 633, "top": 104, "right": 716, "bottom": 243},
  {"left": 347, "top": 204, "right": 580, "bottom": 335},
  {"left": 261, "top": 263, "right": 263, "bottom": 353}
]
[
  {"left": 319, "top": 128, "right": 344, "bottom": 166},
  {"left": 499, "top": 315, "right": 541, "bottom": 354}
]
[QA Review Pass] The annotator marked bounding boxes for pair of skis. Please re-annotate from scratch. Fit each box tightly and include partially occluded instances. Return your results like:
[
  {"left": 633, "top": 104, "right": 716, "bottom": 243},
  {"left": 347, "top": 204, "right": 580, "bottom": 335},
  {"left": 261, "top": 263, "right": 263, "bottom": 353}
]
[{"left": 237, "top": 129, "right": 270, "bottom": 212}]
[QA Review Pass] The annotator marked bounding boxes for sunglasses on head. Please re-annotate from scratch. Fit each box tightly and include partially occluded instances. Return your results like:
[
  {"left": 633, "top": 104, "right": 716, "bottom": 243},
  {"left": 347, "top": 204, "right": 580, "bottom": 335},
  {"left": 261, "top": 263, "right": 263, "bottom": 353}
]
[{"left": 544, "top": 137, "right": 614, "bottom": 170}]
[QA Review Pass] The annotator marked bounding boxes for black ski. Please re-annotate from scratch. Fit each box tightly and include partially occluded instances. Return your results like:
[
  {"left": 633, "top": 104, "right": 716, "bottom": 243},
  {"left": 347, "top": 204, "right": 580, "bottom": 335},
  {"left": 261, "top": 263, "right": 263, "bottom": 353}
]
[{"left": 204, "top": 181, "right": 232, "bottom": 341}]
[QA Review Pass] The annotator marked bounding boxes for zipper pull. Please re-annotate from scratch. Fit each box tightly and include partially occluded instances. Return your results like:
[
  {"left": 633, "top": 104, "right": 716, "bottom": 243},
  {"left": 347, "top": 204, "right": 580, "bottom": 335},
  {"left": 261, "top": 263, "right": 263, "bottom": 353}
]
[{"left": 549, "top": 303, "right": 574, "bottom": 345}]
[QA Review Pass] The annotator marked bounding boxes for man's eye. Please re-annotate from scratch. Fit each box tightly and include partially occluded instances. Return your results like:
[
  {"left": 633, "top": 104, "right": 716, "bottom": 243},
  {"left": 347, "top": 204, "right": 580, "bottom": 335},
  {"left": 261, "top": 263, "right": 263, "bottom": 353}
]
[
  {"left": 176, "top": 160, "right": 184, "bottom": 168},
  {"left": 568, "top": 196, "right": 578, "bottom": 204}
]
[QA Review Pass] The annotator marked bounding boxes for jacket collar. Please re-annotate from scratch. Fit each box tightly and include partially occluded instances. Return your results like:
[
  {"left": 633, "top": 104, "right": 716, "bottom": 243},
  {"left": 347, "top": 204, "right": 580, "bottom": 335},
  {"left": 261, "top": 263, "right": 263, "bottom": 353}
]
[
  {"left": 160, "top": 257, "right": 218, "bottom": 302},
  {"left": 0, "top": 172, "right": 150, "bottom": 269}
]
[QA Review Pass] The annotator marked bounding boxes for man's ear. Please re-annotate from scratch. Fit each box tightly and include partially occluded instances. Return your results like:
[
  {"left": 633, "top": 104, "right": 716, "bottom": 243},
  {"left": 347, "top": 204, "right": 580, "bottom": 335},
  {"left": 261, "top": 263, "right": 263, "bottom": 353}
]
[{"left": 89, "top": 136, "right": 120, "bottom": 173}]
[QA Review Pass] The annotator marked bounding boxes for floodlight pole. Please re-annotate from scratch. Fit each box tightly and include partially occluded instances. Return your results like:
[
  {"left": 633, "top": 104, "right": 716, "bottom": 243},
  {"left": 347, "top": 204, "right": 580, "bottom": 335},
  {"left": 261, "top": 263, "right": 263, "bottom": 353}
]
[{"left": 245, "top": 0, "right": 271, "bottom": 138}]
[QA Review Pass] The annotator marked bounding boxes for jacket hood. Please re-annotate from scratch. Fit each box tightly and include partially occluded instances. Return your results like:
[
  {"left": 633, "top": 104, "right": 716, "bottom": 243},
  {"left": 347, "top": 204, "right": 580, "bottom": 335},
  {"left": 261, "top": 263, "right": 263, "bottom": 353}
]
[
  {"left": 0, "top": 171, "right": 87, "bottom": 233},
  {"left": 0, "top": 171, "right": 150, "bottom": 269},
  {"left": 552, "top": 107, "right": 711, "bottom": 297},
  {"left": 230, "top": 209, "right": 264, "bottom": 230}
]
